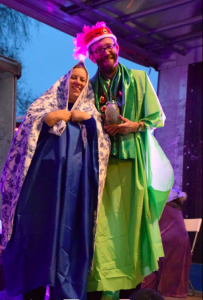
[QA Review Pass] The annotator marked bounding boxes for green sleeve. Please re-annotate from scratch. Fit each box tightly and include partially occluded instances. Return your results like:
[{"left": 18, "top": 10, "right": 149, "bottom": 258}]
[{"left": 132, "top": 71, "right": 166, "bottom": 129}]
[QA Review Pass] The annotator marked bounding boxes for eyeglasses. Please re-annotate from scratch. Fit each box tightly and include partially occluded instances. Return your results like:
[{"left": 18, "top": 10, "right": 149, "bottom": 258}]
[{"left": 93, "top": 44, "right": 116, "bottom": 55}]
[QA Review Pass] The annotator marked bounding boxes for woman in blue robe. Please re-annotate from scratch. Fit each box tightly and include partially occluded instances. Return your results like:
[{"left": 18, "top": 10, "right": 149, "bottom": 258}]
[{"left": 1, "top": 63, "right": 110, "bottom": 300}]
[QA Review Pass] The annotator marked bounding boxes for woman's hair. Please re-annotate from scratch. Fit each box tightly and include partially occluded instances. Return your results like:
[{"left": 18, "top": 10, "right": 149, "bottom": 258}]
[
  {"left": 73, "top": 65, "right": 85, "bottom": 70},
  {"left": 130, "top": 289, "right": 165, "bottom": 300},
  {"left": 73, "top": 63, "right": 88, "bottom": 76},
  {"left": 73, "top": 62, "right": 87, "bottom": 70}
]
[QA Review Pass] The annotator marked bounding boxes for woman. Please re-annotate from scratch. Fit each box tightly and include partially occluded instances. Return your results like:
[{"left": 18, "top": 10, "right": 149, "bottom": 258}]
[{"left": 0, "top": 63, "right": 110, "bottom": 300}]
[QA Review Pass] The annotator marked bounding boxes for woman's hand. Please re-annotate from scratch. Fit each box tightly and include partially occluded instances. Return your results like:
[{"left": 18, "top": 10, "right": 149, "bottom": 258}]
[
  {"left": 71, "top": 110, "right": 91, "bottom": 123},
  {"left": 44, "top": 110, "right": 71, "bottom": 127}
]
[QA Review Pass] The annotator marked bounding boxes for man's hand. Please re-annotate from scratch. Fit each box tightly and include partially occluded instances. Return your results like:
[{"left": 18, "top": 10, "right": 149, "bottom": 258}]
[
  {"left": 104, "top": 125, "right": 118, "bottom": 136},
  {"left": 117, "top": 116, "right": 140, "bottom": 135},
  {"left": 71, "top": 110, "right": 91, "bottom": 123}
]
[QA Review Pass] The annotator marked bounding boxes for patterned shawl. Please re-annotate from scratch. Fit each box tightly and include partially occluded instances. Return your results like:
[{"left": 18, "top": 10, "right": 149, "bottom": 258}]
[{"left": 0, "top": 63, "right": 111, "bottom": 249}]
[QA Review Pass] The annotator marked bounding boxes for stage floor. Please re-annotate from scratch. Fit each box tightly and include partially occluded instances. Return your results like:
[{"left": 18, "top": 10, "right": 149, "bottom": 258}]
[
  {"left": 166, "top": 293, "right": 202, "bottom": 300},
  {"left": 0, "top": 295, "right": 202, "bottom": 299},
  {"left": 0, "top": 291, "right": 202, "bottom": 300}
]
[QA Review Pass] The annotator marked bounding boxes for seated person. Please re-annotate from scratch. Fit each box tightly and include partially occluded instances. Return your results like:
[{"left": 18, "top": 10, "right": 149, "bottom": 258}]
[{"left": 142, "top": 188, "right": 191, "bottom": 298}]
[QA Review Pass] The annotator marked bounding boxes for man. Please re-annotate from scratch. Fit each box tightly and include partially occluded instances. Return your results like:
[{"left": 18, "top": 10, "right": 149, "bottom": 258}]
[{"left": 74, "top": 22, "right": 174, "bottom": 300}]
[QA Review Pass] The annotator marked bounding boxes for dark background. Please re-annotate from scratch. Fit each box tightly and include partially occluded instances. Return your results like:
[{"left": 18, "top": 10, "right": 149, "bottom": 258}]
[{"left": 182, "top": 61, "right": 202, "bottom": 264}]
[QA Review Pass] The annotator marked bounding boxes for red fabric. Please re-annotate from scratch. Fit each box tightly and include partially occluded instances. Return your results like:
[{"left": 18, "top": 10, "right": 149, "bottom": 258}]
[
  {"left": 85, "top": 27, "right": 112, "bottom": 44},
  {"left": 142, "top": 204, "right": 191, "bottom": 298}
]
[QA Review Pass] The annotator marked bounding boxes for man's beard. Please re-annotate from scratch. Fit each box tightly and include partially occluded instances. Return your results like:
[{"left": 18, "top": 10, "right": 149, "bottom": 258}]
[{"left": 95, "top": 52, "right": 118, "bottom": 74}]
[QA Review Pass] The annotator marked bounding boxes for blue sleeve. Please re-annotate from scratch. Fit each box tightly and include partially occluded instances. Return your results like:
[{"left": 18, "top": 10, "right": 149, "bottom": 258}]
[
  {"left": 82, "top": 117, "right": 97, "bottom": 148},
  {"left": 38, "top": 122, "right": 51, "bottom": 143}
]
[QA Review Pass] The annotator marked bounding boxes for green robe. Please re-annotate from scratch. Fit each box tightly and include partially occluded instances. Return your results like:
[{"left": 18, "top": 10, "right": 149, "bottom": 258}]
[{"left": 88, "top": 64, "right": 174, "bottom": 293}]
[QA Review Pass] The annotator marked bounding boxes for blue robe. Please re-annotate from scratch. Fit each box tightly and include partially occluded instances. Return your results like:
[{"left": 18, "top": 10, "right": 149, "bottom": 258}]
[{"left": 2, "top": 103, "right": 99, "bottom": 300}]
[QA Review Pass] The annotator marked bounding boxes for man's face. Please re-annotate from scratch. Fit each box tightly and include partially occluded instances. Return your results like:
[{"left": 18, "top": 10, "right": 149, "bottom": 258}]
[{"left": 89, "top": 38, "right": 119, "bottom": 74}]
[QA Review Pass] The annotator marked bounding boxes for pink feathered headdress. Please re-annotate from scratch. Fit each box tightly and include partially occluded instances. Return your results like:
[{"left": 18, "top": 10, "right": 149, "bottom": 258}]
[{"left": 73, "top": 22, "right": 117, "bottom": 61}]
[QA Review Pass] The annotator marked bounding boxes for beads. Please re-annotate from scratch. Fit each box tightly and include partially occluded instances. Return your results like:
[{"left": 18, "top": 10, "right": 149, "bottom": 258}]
[
  {"left": 100, "top": 96, "right": 106, "bottom": 104},
  {"left": 101, "top": 105, "right": 107, "bottom": 113}
]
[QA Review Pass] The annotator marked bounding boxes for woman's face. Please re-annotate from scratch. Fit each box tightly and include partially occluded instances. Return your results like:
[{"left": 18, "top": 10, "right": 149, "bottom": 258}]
[{"left": 69, "top": 68, "right": 87, "bottom": 103}]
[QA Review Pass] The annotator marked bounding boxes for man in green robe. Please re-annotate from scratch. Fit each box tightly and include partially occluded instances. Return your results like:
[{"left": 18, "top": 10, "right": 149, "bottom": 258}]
[{"left": 74, "top": 22, "right": 174, "bottom": 300}]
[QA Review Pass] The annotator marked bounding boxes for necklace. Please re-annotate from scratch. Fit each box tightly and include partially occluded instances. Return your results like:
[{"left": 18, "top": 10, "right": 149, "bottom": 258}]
[{"left": 98, "top": 75, "right": 122, "bottom": 116}]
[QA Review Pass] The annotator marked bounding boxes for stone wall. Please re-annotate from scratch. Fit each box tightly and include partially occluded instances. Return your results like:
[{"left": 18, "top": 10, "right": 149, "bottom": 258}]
[
  {"left": 0, "top": 56, "right": 21, "bottom": 208},
  {"left": 155, "top": 47, "right": 202, "bottom": 189},
  {"left": 0, "top": 72, "right": 17, "bottom": 207}
]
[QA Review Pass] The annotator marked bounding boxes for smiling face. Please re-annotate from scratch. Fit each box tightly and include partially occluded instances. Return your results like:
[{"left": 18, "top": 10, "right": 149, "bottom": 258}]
[
  {"left": 89, "top": 38, "right": 119, "bottom": 75},
  {"left": 69, "top": 67, "right": 88, "bottom": 103}
]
